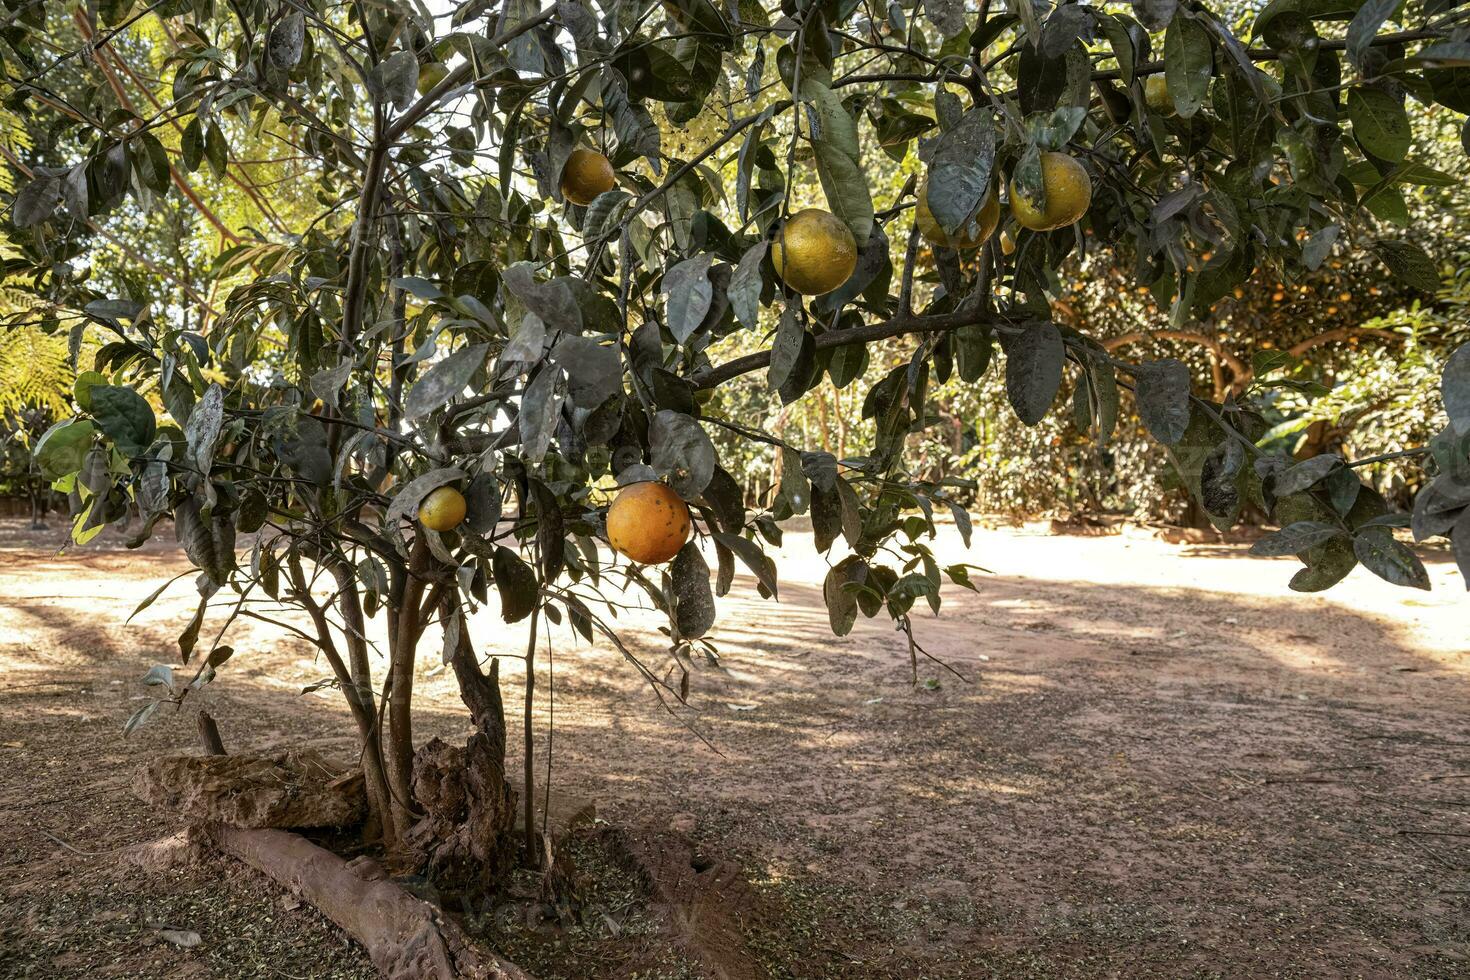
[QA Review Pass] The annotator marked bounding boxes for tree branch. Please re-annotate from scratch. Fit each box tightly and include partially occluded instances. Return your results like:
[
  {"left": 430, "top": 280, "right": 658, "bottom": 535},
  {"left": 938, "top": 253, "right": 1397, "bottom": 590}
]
[
  {"left": 692, "top": 307, "right": 1017, "bottom": 390},
  {"left": 384, "top": 6, "right": 559, "bottom": 144}
]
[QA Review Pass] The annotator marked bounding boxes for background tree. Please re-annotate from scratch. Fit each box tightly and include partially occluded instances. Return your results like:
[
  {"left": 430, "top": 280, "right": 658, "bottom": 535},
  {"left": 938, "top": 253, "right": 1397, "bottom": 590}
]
[{"left": 4, "top": 0, "right": 1470, "bottom": 918}]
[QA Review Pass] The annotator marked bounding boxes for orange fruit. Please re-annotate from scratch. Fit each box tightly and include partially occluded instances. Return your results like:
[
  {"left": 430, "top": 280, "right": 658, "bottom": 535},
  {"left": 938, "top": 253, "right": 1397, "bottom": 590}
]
[
  {"left": 915, "top": 179, "right": 1000, "bottom": 250},
  {"left": 606, "top": 482, "right": 690, "bottom": 564},
  {"left": 1144, "top": 75, "right": 1174, "bottom": 116},
  {"left": 770, "top": 208, "right": 857, "bottom": 295},
  {"left": 1009, "top": 152, "right": 1092, "bottom": 232},
  {"left": 560, "top": 148, "right": 616, "bottom": 206},
  {"left": 419, "top": 486, "right": 467, "bottom": 532}
]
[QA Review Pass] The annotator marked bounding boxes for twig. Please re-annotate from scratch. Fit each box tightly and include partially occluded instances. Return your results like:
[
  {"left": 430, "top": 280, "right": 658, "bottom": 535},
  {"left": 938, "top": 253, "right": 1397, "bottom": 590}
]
[{"left": 42, "top": 829, "right": 125, "bottom": 857}]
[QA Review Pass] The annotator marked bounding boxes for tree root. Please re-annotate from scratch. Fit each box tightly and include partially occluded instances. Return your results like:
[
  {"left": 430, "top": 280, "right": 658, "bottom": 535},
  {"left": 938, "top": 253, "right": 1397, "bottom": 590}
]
[{"left": 203, "top": 823, "right": 533, "bottom": 980}]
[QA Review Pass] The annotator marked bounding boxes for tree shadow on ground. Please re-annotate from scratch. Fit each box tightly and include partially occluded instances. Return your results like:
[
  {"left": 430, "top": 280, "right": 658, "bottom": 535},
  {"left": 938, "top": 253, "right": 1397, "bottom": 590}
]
[{"left": 3, "top": 533, "right": 1468, "bottom": 978}]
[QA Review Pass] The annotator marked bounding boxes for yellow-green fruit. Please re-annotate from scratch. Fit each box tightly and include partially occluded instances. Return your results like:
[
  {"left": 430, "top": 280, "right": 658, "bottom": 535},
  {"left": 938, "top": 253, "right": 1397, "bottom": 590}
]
[
  {"left": 915, "top": 179, "right": 1001, "bottom": 250},
  {"left": 559, "top": 148, "right": 616, "bottom": 206},
  {"left": 1008, "top": 153, "right": 1093, "bottom": 232},
  {"left": 418, "top": 486, "right": 467, "bottom": 532},
  {"left": 417, "top": 63, "right": 449, "bottom": 96},
  {"left": 770, "top": 208, "right": 858, "bottom": 296},
  {"left": 1144, "top": 75, "right": 1174, "bottom": 116},
  {"left": 606, "top": 482, "right": 690, "bottom": 564},
  {"left": 999, "top": 229, "right": 1016, "bottom": 255}
]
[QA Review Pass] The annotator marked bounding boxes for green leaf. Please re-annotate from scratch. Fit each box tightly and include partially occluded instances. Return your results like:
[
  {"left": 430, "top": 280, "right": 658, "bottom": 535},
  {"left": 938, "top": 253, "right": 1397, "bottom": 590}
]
[
  {"left": 204, "top": 122, "right": 228, "bottom": 179},
  {"left": 823, "top": 555, "right": 865, "bottom": 636},
  {"left": 1131, "top": 359, "right": 1191, "bottom": 444},
  {"left": 1442, "top": 342, "right": 1470, "bottom": 436},
  {"left": 650, "top": 410, "right": 715, "bottom": 499},
  {"left": 1347, "top": 87, "right": 1411, "bottom": 162},
  {"left": 90, "top": 385, "right": 156, "bottom": 456},
  {"left": 1100, "top": 14, "right": 1139, "bottom": 85},
  {"left": 926, "top": 108, "right": 996, "bottom": 237},
  {"left": 181, "top": 118, "right": 204, "bottom": 173},
  {"left": 134, "top": 132, "right": 171, "bottom": 195},
  {"left": 126, "top": 571, "right": 192, "bottom": 624},
  {"left": 1346, "top": 0, "right": 1397, "bottom": 70},
  {"left": 33, "top": 419, "right": 95, "bottom": 480},
  {"left": 664, "top": 253, "right": 715, "bottom": 344},
  {"left": 1250, "top": 520, "right": 1345, "bottom": 556},
  {"left": 268, "top": 11, "right": 306, "bottom": 69},
  {"left": 1005, "top": 322, "right": 1064, "bottom": 426},
  {"left": 1353, "top": 526, "right": 1430, "bottom": 590},
  {"left": 828, "top": 342, "right": 868, "bottom": 388},
  {"left": 1373, "top": 239, "right": 1439, "bottom": 291},
  {"left": 730, "top": 243, "right": 765, "bottom": 330},
  {"left": 711, "top": 531, "right": 778, "bottom": 597},
  {"left": 800, "top": 79, "right": 874, "bottom": 244},
  {"left": 12, "top": 175, "right": 60, "bottom": 227},
  {"left": 493, "top": 546, "right": 539, "bottom": 622},
  {"left": 404, "top": 344, "right": 488, "bottom": 421},
  {"left": 1164, "top": 13, "right": 1213, "bottom": 118},
  {"left": 669, "top": 541, "right": 716, "bottom": 639}
]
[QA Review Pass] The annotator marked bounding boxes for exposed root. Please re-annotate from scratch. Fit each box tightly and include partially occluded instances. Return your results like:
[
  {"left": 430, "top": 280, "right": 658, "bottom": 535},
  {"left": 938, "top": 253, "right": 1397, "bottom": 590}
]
[{"left": 205, "top": 823, "right": 533, "bottom": 980}]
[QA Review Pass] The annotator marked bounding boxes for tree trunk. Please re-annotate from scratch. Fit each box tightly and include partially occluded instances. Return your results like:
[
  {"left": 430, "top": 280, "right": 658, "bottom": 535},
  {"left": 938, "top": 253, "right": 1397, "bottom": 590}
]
[
  {"left": 385, "top": 534, "right": 431, "bottom": 835},
  {"left": 405, "top": 596, "right": 518, "bottom": 896}
]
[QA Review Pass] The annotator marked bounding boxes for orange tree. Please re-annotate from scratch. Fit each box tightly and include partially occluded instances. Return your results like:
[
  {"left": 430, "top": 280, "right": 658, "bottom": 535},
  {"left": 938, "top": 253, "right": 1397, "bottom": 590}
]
[{"left": 6, "top": 0, "right": 1470, "bottom": 887}]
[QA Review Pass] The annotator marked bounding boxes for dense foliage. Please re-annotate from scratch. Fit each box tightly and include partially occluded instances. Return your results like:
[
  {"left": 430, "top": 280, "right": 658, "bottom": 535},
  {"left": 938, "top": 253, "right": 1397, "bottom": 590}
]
[{"left": 4, "top": 0, "right": 1470, "bottom": 861}]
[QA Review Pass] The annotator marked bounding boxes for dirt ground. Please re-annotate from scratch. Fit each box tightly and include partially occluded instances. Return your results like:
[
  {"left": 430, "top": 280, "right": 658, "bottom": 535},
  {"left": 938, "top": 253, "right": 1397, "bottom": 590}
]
[{"left": 1, "top": 515, "right": 1467, "bottom": 979}]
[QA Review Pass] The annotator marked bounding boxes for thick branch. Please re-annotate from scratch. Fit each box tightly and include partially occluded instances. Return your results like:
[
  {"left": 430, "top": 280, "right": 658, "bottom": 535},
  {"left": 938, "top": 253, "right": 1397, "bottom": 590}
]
[
  {"left": 1090, "top": 29, "right": 1449, "bottom": 81},
  {"left": 692, "top": 307, "right": 1013, "bottom": 390},
  {"left": 1287, "top": 326, "right": 1401, "bottom": 359}
]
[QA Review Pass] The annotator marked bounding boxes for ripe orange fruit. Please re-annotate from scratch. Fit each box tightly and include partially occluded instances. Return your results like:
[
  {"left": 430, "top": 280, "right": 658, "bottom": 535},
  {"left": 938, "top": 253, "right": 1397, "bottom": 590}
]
[
  {"left": 419, "top": 486, "right": 467, "bottom": 532},
  {"left": 1009, "top": 152, "right": 1092, "bottom": 232},
  {"left": 559, "top": 148, "right": 616, "bottom": 206},
  {"left": 771, "top": 208, "right": 857, "bottom": 296},
  {"left": 915, "top": 179, "right": 1000, "bottom": 250},
  {"left": 606, "top": 482, "right": 690, "bottom": 564}
]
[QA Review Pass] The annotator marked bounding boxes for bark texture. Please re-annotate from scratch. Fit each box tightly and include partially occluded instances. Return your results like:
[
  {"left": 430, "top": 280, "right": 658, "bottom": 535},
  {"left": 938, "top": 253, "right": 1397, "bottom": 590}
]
[
  {"left": 406, "top": 609, "right": 518, "bottom": 895},
  {"left": 135, "top": 750, "right": 365, "bottom": 829}
]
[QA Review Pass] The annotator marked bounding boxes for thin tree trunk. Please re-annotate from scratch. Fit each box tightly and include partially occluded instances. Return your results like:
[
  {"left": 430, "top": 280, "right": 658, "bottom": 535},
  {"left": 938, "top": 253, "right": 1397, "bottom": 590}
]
[
  {"left": 386, "top": 534, "right": 431, "bottom": 835},
  {"left": 288, "top": 553, "right": 399, "bottom": 847},
  {"left": 405, "top": 595, "right": 518, "bottom": 892},
  {"left": 522, "top": 605, "right": 540, "bottom": 869}
]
